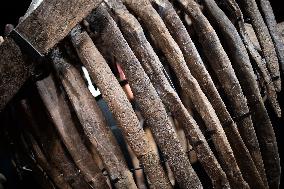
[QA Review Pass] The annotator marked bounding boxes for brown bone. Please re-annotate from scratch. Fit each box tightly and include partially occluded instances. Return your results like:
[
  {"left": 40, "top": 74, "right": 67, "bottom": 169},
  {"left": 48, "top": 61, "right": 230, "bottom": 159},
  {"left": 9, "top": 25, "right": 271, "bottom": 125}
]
[
  {"left": 220, "top": 0, "right": 279, "bottom": 116},
  {"left": 123, "top": 0, "right": 248, "bottom": 188},
  {"left": 256, "top": 0, "right": 284, "bottom": 75},
  {"left": 19, "top": 97, "right": 91, "bottom": 189},
  {"left": 86, "top": 6, "right": 202, "bottom": 189},
  {"left": 36, "top": 75, "right": 109, "bottom": 189},
  {"left": 106, "top": 0, "right": 230, "bottom": 188},
  {"left": 69, "top": 24, "right": 172, "bottom": 189},
  {"left": 51, "top": 48, "right": 137, "bottom": 189},
  {"left": 23, "top": 131, "right": 72, "bottom": 189},
  {"left": 237, "top": 0, "right": 281, "bottom": 91},
  {"left": 220, "top": 0, "right": 281, "bottom": 188},
  {"left": 150, "top": 0, "right": 267, "bottom": 188},
  {"left": 202, "top": 1, "right": 271, "bottom": 187}
]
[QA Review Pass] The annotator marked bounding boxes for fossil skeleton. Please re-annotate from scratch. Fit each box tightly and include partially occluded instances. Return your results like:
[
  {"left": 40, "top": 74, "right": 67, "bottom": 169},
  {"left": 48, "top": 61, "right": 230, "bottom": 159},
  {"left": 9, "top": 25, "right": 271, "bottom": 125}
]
[{"left": 0, "top": 0, "right": 282, "bottom": 188}]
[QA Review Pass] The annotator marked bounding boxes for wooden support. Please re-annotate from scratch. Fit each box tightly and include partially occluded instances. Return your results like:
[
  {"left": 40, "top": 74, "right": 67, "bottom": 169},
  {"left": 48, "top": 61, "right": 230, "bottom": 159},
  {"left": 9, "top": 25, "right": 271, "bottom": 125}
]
[{"left": 0, "top": 0, "right": 103, "bottom": 111}]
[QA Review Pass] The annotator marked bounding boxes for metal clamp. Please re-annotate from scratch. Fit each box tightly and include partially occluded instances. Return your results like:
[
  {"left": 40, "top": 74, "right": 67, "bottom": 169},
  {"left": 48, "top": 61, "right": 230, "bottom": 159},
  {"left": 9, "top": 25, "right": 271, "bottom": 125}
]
[
  {"left": 10, "top": 29, "right": 44, "bottom": 61},
  {"left": 10, "top": 29, "right": 50, "bottom": 81}
]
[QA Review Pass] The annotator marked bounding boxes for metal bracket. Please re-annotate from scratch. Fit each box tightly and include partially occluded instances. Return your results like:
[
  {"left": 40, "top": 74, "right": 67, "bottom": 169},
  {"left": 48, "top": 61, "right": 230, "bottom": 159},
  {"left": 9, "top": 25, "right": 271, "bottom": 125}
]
[
  {"left": 10, "top": 29, "right": 45, "bottom": 62},
  {"left": 10, "top": 29, "right": 50, "bottom": 81}
]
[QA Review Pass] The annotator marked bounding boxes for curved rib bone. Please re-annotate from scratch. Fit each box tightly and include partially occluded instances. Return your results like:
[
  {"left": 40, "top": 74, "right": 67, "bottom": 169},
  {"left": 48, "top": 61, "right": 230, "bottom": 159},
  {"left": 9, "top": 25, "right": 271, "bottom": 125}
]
[
  {"left": 219, "top": 0, "right": 281, "bottom": 187},
  {"left": 69, "top": 24, "right": 172, "bottom": 189},
  {"left": 202, "top": 0, "right": 275, "bottom": 187},
  {"left": 106, "top": 1, "right": 230, "bottom": 188},
  {"left": 257, "top": 0, "right": 284, "bottom": 75},
  {"left": 123, "top": 0, "right": 248, "bottom": 188},
  {"left": 37, "top": 75, "right": 109, "bottom": 189},
  {"left": 237, "top": 0, "right": 281, "bottom": 91},
  {"left": 20, "top": 98, "right": 92, "bottom": 189},
  {"left": 85, "top": 6, "right": 202, "bottom": 189},
  {"left": 51, "top": 49, "right": 138, "bottom": 189},
  {"left": 150, "top": 1, "right": 268, "bottom": 188}
]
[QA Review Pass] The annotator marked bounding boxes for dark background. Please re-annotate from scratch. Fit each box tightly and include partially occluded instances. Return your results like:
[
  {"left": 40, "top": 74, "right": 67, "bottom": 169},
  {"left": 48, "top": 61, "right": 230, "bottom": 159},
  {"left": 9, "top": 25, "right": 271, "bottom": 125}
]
[
  {"left": 0, "top": 1, "right": 30, "bottom": 36},
  {"left": 0, "top": 0, "right": 283, "bottom": 188}
]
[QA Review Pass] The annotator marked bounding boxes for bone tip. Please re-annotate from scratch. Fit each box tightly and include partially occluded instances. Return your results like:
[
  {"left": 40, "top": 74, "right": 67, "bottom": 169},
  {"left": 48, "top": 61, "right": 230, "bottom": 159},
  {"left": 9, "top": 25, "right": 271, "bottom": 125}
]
[
  {"left": 276, "top": 108, "right": 281, "bottom": 118},
  {"left": 0, "top": 36, "right": 4, "bottom": 45},
  {"left": 274, "top": 79, "right": 281, "bottom": 92}
]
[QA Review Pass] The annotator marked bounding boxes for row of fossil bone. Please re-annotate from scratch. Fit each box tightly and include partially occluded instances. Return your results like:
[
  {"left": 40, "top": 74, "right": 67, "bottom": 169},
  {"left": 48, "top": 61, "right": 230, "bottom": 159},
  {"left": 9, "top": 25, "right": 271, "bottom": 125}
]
[{"left": 1, "top": 0, "right": 282, "bottom": 188}]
